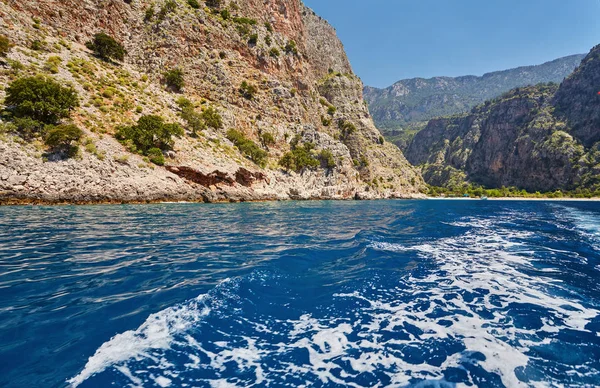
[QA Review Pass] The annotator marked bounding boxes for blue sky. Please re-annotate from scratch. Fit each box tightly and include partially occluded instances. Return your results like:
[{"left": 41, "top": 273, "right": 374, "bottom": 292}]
[{"left": 302, "top": 0, "right": 600, "bottom": 88}]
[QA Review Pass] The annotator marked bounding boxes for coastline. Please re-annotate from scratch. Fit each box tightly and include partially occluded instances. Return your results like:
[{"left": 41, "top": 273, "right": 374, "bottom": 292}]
[{"left": 2, "top": 194, "right": 600, "bottom": 206}]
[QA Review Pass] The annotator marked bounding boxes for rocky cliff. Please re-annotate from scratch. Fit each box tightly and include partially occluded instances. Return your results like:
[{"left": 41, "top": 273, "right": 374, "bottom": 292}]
[
  {"left": 0, "top": 0, "right": 424, "bottom": 204},
  {"left": 364, "top": 54, "right": 584, "bottom": 133},
  {"left": 405, "top": 44, "right": 600, "bottom": 193}
]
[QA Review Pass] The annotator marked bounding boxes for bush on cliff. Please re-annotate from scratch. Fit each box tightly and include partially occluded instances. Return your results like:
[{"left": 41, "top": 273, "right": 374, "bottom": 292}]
[
  {"left": 0, "top": 35, "right": 12, "bottom": 57},
  {"left": 116, "top": 115, "right": 183, "bottom": 156},
  {"left": 226, "top": 129, "right": 267, "bottom": 167},
  {"left": 4, "top": 75, "right": 79, "bottom": 133},
  {"left": 147, "top": 147, "right": 165, "bottom": 166},
  {"left": 205, "top": 0, "right": 221, "bottom": 8},
  {"left": 86, "top": 33, "right": 126, "bottom": 62},
  {"left": 319, "top": 149, "right": 336, "bottom": 169},
  {"left": 164, "top": 68, "right": 185, "bottom": 92},
  {"left": 44, "top": 124, "right": 83, "bottom": 157},
  {"left": 176, "top": 99, "right": 223, "bottom": 135},
  {"left": 187, "top": 0, "right": 200, "bottom": 9},
  {"left": 279, "top": 141, "right": 320, "bottom": 173},
  {"left": 239, "top": 81, "right": 258, "bottom": 100}
]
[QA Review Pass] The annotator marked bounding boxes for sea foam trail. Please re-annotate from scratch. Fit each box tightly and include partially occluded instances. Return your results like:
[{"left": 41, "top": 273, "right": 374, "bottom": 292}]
[
  {"left": 69, "top": 212, "right": 600, "bottom": 387},
  {"left": 68, "top": 293, "right": 213, "bottom": 387},
  {"left": 365, "top": 220, "right": 600, "bottom": 387}
]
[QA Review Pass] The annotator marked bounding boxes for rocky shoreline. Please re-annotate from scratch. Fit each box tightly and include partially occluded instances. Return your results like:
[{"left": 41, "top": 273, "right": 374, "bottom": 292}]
[{"left": 0, "top": 192, "right": 426, "bottom": 206}]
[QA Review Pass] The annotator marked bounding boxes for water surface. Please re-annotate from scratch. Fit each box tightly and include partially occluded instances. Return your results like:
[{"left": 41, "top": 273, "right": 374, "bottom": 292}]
[{"left": 0, "top": 200, "right": 599, "bottom": 387}]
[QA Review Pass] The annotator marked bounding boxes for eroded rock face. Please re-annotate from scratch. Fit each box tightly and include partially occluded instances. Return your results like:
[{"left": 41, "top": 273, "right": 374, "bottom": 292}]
[
  {"left": 0, "top": 0, "right": 424, "bottom": 204},
  {"left": 405, "top": 45, "right": 600, "bottom": 193},
  {"left": 554, "top": 45, "right": 600, "bottom": 148}
]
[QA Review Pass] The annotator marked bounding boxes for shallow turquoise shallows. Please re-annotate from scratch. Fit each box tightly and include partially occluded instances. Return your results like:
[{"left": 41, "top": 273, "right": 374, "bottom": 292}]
[{"left": 0, "top": 200, "right": 599, "bottom": 387}]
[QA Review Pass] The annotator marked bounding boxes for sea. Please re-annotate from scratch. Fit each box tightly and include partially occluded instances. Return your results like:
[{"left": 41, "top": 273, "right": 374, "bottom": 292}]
[{"left": 0, "top": 200, "right": 599, "bottom": 387}]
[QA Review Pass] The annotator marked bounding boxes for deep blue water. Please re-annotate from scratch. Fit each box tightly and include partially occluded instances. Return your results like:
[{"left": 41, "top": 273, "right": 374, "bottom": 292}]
[{"left": 1, "top": 200, "right": 600, "bottom": 387}]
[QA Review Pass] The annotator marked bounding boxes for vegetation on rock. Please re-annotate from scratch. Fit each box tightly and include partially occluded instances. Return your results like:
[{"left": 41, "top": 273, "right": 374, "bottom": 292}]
[
  {"left": 116, "top": 115, "right": 183, "bottom": 158},
  {"left": 5, "top": 76, "right": 79, "bottom": 131},
  {"left": 279, "top": 137, "right": 320, "bottom": 172},
  {"left": 239, "top": 81, "right": 258, "bottom": 100},
  {"left": 226, "top": 129, "right": 268, "bottom": 167},
  {"left": 44, "top": 124, "right": 83, "bottom": 157},
  {"left": 85, "top": 33, "right": 126, "bottom": 62},
  {"left": 164, "top": 68, "right": 185, "bottom": 92},
  {"left": 0, "top": 35, "right": 11, "bottom": 57}
]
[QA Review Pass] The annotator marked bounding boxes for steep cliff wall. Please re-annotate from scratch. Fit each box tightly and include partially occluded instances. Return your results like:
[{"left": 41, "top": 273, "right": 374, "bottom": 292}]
[
  {"left": 0, "top": 0, "right": 424, "bottom": 204},
  {"left": 405, "top": 45, "right": 600, "bottom": 192}
]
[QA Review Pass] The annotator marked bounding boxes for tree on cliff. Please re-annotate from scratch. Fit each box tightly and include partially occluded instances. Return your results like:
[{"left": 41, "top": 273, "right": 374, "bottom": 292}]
[
  {"left": 86, "top": 33, "right": 126, "bottom": 62},
  {"left": 116, "top": 115, "right": 184, "bottom": 155},
  {"left": 5, "top": 75, "right": 79, "bottom": 128}
]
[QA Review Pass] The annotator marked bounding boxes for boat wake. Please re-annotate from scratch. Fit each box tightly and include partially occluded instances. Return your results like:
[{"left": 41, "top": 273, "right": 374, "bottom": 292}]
[{"left": 69, "top": 211, "right": 600, "bottom": 387}]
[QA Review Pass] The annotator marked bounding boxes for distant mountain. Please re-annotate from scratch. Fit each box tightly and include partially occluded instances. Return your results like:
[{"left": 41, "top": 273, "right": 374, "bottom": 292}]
[
  {"left": 403, "top": 45, "right": 600, "bottom": 193},
  {"left": 364, "top": 54, "right": 586, "bottom": 133}
]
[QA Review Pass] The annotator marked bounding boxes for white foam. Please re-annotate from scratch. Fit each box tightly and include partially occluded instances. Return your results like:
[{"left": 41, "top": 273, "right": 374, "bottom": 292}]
[
  {"left": 154, "top": 375, "right": 172, "bottom": 387},
  {"left": 69, "top": 213, "right": 600, "bottom": 387},
  {"left": 68, "top": 294, "right": 211, "bottom": 387}
]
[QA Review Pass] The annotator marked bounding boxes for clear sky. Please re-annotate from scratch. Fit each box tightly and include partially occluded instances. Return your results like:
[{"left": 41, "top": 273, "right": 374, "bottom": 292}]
[{"left": 302, "top": 0, "right": 600, "bottom": 88}]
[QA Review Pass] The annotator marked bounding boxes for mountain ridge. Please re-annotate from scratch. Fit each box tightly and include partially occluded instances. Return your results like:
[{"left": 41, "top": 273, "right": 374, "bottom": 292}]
[
  {"left": 403, "top": 44, "right": 600, "bottom": 193},
  {"left": 364, "top": 54, "right": 586, "bottom": 133}
]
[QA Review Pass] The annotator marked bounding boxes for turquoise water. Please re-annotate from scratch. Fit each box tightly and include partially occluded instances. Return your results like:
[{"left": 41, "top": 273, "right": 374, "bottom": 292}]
[{"left": 0, "top": 200, "right": 599, "bottom": 387}]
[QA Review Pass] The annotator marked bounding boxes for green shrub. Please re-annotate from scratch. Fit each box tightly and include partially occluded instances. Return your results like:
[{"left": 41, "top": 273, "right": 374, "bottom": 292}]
[
  {"left": 260, "top": 132, "right": 275, "bottom": 147},
  {"left": 264, "top": 35, "right": 272, "bottom": 46},
  {"left": 12, "top": 117, "right": 44, "bottom": 137},
  {"left": 5, "top": 75, "right": 79, "bottom": 126},
  {"left": 164, "top": 67, "right": 184, "bottom": 92},
  {"left": 44, "top": 56, "right": 61, "bottom": 74},
  {"left": 158, "top": 0, "right": 177, "bottom": 19},
  {"left": 205, "top": 0, "right": 221, "bottom": 8},
  {"left": 147, "top": 147, "right": 165, "bottom": 165},
  {"left": 378, "top": 136, "right": 385, "bottom": 145},
  {"left": 339, "top": 120, "right": 356, "bottom": 138},
  {"left": 181, "top": 107, "right": 206, "bottom": 135},
  {"left": 359, "top": 155, "right": 369, "bottom": 168},
  {"left": 319, "top": 149, "right": 336, "bottom": 169},
  {"left": 226, "top": 129, "right": 267, "bottom": 167},
  {"left": 284, "top": 40, "right": 298, "bottom": 55},
  {"left": 115, "top": 115, "right": 183, "bottom": 154},
  {"left": 269, "top": 47, "right": 280, "bottom": 57},
  {"left": 176, "top": 97, "right": 194, "bottom": 110},
  {"left": 201, "top": 106, "right": 223, "bottom": 129},
  {"left": 31, "top": 40, "right": 44, "bottom": 51},
  {"left": 233, "top": 17, "right": 257, "bottom": 25},
  {"left": 239, "top": 81, "right": 258, "bottom": 100},
  {"left": 85, "top": 32, "right": 126, "bottom": 62},
  {"left": 327, "top": 105, "right": 336, "bottom": 115},
  {"left": 236, "top": 24, "right": 251, "bottom": 37},
  {"left": 0, "top": 35, "right": 12, "bottom": 57},
  {"left": 248, "top": 33, "right": 258, "bottom": 45},
  {"left": 144, "top": 5, "right": 155, "bottom": 21},
  {"left": 187, "top": 0, "right": 200, "bottom": 8},
  {"left": 264, "top": 22, "right": 273, "bottom": 33},
  {"left": 220, "top": 9, "right": 230, "bottom": 19},
  {"left": 44, "top": 124, "right": 83, "bottom": 148},
  {"left": 279, "top": 141, "right": 319, "bottom": 172}
]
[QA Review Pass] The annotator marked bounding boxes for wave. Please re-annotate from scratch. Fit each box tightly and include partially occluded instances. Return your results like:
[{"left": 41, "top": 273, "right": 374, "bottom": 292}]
[{"left": 69, "top": 214, "right": 600, "bottom": 387}]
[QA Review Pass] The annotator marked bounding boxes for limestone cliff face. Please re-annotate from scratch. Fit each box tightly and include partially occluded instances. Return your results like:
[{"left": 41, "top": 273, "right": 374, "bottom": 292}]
[
  {"left": 405, "top": 44, "right": 600, "bottom": 192},
  {"left": 0, "top": 0, "right": 424, "bottom": 204}
]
